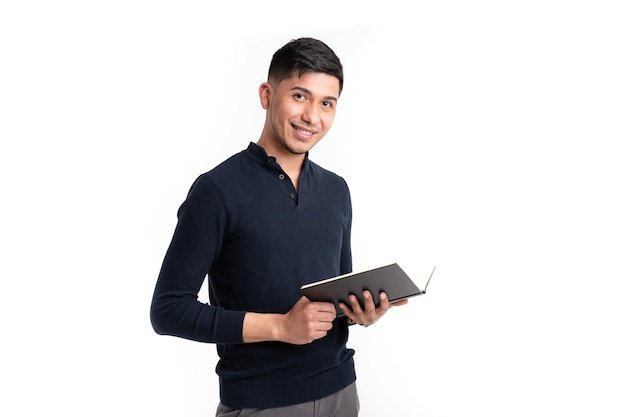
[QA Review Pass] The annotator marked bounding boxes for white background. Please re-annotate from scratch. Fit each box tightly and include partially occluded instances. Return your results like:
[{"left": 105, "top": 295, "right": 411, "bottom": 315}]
[{"left": 1, "top": 1, "right": 625, "bottom": 416}]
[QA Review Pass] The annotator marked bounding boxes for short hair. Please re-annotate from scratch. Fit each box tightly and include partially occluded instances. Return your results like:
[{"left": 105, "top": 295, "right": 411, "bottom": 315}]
[{"left": 268, "top": 37, "right": 344, "bottom": 96}]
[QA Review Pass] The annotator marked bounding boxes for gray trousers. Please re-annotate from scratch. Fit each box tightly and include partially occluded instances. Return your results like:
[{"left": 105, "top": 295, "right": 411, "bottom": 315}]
[{"left": 215, "top": 382, "right": 360, "bottom": 417}]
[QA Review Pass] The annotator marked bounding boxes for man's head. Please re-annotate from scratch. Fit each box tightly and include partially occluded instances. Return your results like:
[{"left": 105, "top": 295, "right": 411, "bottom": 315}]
[
  {"left": 257, "top": 38, "right": 343, "bottom": 161},
  {"left": 268, "top": 37, "right": 344, "bottom": 97}
]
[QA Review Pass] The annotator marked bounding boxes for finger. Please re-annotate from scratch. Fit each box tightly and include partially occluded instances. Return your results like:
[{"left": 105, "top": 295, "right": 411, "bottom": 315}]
[
  {"left": 390, "top": 299, "right": 409, "bottom": 307},
  {"left": 310, "top": 301, "right": 338, "bottom": 315},
  {"left": 349, "top": 294, "right": 363, "bottom": 313},
  {"left": 362, "top": 290, "right": 376, "bottom": 313},
  {"left": 378, "top": 291, "right": 390, "bottom": 311},
  {"left": 338, "top": 303, "right": 358, "bottom": 322},
  {"left": 319, "top": 309, "right": 337, "bottom": 322}
]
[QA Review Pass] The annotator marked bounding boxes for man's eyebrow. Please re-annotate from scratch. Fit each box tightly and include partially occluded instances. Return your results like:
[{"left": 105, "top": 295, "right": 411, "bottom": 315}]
[{"left": 290, "top": 86, "right": 338, "bottom": 102}]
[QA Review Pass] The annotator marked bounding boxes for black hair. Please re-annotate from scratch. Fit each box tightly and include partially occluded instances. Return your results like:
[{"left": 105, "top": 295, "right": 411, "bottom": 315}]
[{"left": 268, "top": 37, "right": 344, "bottom": 96}]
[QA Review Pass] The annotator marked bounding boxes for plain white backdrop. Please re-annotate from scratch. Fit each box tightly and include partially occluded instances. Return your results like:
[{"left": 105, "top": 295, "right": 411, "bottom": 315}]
[{"left": 2, "top": 1, "right": 625, "bottom": 416}]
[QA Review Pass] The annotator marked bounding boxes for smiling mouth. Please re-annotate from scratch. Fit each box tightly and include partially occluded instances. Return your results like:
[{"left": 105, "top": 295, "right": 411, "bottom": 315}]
[{"left": 293, "top": 125, "right": 317, "bottom": 138}]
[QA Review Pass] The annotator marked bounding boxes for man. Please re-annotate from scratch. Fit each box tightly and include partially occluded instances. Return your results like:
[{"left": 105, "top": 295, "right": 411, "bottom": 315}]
[{"left": 150, "top": 37, "right": 407, "bottom": 417}]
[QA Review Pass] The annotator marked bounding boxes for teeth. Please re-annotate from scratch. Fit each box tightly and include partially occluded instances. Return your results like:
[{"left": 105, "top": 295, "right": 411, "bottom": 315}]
[{"left": 297, "top": 128, "right": 313, "bottom": 135}]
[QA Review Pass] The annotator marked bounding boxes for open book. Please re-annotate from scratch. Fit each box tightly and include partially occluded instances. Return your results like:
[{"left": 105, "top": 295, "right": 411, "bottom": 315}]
[{"left": 300, "top": 263, "right": 436, "bottom": 317}]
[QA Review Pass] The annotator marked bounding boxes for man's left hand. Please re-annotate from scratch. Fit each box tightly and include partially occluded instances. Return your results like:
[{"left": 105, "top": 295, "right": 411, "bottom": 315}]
[{"left": 339, "top": 290, "right": 408, "bottom": 327}]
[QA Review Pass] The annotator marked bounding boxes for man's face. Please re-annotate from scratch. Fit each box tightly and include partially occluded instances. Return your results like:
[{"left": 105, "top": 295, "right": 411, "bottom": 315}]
[{"left": 262, "top": 71, "right": 340, "bottom": 156}]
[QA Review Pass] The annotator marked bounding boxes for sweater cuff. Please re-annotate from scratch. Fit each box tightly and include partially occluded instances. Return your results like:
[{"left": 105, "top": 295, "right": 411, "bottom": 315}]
[{"left": 216, "top": 309, "right": 247, "bottom": 344}]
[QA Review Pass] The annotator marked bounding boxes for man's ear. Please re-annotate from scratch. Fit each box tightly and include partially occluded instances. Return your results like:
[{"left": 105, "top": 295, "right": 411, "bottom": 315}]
[{"left": 258, "top": 82, "right": 271, "bottom": 109}]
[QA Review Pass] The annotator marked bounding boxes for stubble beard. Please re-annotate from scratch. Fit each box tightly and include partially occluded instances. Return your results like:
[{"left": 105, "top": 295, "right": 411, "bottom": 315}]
[{"left": 271, "top": 120, "right": 310, "bottom": 156}]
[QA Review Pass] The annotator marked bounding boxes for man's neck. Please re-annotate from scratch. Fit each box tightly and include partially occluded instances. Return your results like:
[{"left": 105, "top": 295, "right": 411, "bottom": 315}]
[{"left": 256, "top": 139, "right": 305, "bottom": 190}]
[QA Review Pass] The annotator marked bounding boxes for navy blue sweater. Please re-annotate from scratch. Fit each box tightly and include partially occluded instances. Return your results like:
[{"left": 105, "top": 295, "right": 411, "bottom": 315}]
[{"left": 150, "top": 142, "right": 356, "bottom": 408}]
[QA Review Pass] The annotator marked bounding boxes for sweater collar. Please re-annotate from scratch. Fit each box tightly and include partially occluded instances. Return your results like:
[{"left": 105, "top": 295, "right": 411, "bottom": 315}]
[{"left": 245, "top": 142, "right": 310, "bottom": 172}]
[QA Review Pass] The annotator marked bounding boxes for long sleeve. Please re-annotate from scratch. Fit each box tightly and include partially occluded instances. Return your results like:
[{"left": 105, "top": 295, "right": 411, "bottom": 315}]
[{"left": 150, "top": 174, "right": 245, "bottom": 344}]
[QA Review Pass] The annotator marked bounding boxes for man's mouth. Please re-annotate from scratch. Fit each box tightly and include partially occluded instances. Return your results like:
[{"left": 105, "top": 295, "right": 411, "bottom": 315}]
[{"left": 293, "top": 125, "right": 316, "bottom": 139}]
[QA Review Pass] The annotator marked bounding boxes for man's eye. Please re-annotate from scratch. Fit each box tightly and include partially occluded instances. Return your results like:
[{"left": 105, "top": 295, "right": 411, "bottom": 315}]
[
  {"left": 322, "top": 101, "right": 333, "bottom": 109},
  {"left": 294, "top": 93, "right": 305, "bottom": 100}
]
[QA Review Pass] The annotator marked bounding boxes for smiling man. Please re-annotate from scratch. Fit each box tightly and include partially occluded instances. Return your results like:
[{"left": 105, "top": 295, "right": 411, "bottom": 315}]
[
  {"left": 150, "top": 37, "right": 407, "bottom": 417},
  {"left": 255, "top": 72, "right": 337, "bottom": 193}
]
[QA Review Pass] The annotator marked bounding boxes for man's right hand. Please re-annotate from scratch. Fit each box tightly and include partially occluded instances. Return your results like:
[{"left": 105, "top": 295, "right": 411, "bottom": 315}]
[{"left": 242, "top": 296, "right": 336, "bottom": 344}]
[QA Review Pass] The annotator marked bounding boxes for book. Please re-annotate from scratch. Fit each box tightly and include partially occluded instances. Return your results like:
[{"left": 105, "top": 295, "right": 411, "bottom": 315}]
[{"left": 300, "top": 263, "right": 435, "bottom": 317}]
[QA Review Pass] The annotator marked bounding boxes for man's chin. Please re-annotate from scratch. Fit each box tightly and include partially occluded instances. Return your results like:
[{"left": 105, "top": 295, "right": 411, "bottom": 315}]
[
  {"left": 285, "top": 142, "right": 314, "bottom": 155},
  {"left": 287, "top": 148, "right": 309, "bottom": 156}
]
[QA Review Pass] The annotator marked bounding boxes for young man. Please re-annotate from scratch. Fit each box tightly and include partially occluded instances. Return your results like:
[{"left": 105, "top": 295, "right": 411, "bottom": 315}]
[{"left": 150, "top": 37, "right": 407, "bottom": 417}]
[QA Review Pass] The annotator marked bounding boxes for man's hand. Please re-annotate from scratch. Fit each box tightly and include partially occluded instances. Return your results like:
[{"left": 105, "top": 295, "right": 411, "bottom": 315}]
[
  {"left": 279, "top": 296, "right": 337, "bottom": 344},
  {"left": 242, "top": 296, "right": 336, "bottom": 345},
  {"left": 338, "top": 290, "right": 408, "bottom": 327}
]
